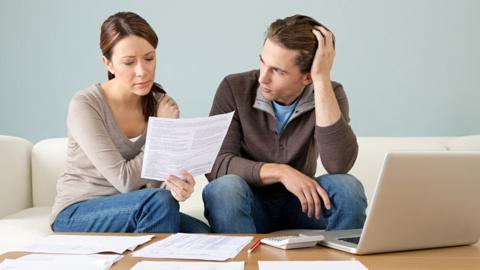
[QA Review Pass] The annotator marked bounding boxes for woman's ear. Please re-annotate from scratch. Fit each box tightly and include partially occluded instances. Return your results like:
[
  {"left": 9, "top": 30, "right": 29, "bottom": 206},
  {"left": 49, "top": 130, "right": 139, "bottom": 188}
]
[{"left": 102, "top": 56, "right": 114, "bottom": 75}]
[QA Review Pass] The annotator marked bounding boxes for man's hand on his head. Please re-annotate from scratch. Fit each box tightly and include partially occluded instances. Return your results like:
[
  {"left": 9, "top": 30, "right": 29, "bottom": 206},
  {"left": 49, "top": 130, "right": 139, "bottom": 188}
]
[{"left": 310, "top": 26, "right": 336, "bottom": 83}]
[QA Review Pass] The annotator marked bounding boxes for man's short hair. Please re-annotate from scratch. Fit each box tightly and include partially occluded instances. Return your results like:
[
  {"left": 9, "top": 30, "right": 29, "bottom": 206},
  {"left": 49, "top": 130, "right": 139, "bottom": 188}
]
[{"left": 266, "top": 15, "right": 335, "bottom": 73}]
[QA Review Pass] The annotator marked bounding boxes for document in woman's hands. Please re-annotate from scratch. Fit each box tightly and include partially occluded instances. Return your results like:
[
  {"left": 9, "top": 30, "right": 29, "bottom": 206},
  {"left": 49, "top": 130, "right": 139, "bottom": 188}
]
[{"left": 141, "top": 112, "right": 234, "bottom": 181}]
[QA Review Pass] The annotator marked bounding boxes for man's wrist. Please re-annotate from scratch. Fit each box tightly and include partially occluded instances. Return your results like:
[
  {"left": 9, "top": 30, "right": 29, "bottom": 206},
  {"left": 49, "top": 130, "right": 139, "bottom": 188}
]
[
  {"left": 312, "top": 75, "right": 331, "bottom": 88},
  {"left": 260, "top": 163, "right": 289, "bottom": 184}
]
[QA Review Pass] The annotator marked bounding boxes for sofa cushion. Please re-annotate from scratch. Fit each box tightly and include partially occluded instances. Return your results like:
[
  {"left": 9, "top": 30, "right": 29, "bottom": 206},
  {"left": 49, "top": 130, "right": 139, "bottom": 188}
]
[
  {"left": 0, "top": 207, "right": 52, "bottom": 254},
  {"left": 447, "top": 135, "right": 480, "bottom": 151},
  {"left": 180, "top": 175, "right": 209, "bottom": 223},
  {"left": 32, "top": 138, "right": 67, "bottom": 207},
  {"left": 0, "top": 135, "right": 33, "bottom": 218}
]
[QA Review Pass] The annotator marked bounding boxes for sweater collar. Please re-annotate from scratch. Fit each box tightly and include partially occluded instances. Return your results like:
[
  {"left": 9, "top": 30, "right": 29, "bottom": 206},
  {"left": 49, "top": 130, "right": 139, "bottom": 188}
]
[{"left": 253, "top": 83, "right": 316, "bottom": 121}]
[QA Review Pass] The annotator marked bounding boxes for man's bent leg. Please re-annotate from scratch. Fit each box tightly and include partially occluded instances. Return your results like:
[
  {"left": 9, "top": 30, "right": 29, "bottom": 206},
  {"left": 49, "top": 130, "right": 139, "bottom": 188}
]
[
  {"left": 317, "top": 174, "right": 367, "bottom": 230},
  {"left": 202, "top": 175, "right": 269, "bottom": 233}
]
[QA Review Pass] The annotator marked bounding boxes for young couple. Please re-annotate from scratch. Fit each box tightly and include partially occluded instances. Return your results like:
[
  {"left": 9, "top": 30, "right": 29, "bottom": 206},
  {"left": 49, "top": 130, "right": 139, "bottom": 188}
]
[{"left": 51, "top": 12, "right": 367, "bottom": 234}]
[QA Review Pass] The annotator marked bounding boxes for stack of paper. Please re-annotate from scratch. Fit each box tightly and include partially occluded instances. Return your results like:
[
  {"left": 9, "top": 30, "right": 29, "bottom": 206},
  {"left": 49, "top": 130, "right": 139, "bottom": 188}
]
[
  {"left": 133, "top": 233, "right": 253, "bottom": 261},
  {"left": 0, "top": 254, "right": 122, "bottom": 270},
  {"left": 13, "top": 234, "right": 154, "bottom": 254},
  {"left": 258, "top": 261, "right": 368, "bottom": 270},
  {"left": 131, "top": 261, "right": 244, "bottom": 270}
]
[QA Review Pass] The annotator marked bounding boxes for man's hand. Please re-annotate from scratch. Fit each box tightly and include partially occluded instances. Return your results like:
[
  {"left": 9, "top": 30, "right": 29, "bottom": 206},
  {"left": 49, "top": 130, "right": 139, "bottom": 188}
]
[
  {"left": 279, "top": 165, "right": 331, "bottom": 219},
  {"left": 310, "top": 26, "right": 341, "bottom": 127},
  {"left": 156, "top": 94, "right": 180, "bottom": 118},
  {"left": 310, "top": 26, "right": 335, "bottom": 82},
  {"left": 260, "top": 164, "right": 331, "bottom": 219},
  {"left": 166, "top": 170, "right": 195, "bottom": 202}
]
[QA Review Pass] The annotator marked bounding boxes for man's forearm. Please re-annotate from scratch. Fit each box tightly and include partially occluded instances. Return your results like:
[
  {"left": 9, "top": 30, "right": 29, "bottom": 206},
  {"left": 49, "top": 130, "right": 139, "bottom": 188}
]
[{"left": 313, "top": 78, "right": 342, "bottom": 127}]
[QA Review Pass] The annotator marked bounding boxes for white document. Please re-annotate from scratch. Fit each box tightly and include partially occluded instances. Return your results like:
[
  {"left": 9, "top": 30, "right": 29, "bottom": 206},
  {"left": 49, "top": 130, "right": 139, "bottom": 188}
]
[
  {"left": 142, "top": 112, "right": 234, "bottom": 181},
  {"left": 13, "top": 234, "right": 154, "bottom": 254},
  {"left": 0, "top": 254, "right": 122, "bottom": 270},
  {"left": 131, "top": 261, "right": 244, "bottom": 270},
  {"left": 258, "top": 261, "right": 368, "bottom": 270},
  {"left": 133, "top": 233, "right": 253, "bottom": 261}
]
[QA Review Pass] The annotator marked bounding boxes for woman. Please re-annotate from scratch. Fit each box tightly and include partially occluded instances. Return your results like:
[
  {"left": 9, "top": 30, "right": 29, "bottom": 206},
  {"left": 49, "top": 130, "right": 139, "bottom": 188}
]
[{"left": 50, "top": 12, "right": 210, "bottom": 233}]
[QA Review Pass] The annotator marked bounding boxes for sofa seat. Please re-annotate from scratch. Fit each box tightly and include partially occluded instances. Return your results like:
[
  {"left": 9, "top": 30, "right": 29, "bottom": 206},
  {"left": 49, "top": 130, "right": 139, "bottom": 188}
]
[{"left": 0, "top": 207, "right": 52, "bottom": 252}]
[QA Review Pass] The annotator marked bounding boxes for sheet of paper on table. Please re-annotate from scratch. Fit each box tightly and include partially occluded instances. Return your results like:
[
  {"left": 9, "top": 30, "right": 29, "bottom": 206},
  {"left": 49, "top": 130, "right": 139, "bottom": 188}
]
[
  {"left": 131, "top": 261, "right": 244, "bottom": 270},
  {"left": 133, "top": 233, "right": 253, "bottom": 261},
  {"left": 13, "top": 234, "right": 154, "bottom": 254},
  {"left": 0, "top": 254, "right": 123, "bottom": 270}
]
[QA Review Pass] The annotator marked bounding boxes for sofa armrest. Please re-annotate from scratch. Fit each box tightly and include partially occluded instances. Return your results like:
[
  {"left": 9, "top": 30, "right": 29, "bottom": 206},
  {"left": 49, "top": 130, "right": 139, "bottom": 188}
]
[{"left": 0, "top": 135, "right": 33, "bottom": 217}]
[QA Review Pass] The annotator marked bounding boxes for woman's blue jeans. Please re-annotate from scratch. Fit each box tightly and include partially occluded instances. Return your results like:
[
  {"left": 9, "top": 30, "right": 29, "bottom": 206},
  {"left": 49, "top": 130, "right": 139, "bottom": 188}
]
[{"left": 53, "top": 188, "right": 210, "bottom": 233}]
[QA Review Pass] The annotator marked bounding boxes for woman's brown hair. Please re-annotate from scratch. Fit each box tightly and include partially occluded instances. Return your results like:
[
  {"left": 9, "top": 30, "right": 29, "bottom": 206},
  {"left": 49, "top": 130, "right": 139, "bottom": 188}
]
[
  {"left": 100, "top": 11, "right": 165, "bottom": 121},
  {"left": 266, "top": 15, "right": 335, "bottom": 73}
]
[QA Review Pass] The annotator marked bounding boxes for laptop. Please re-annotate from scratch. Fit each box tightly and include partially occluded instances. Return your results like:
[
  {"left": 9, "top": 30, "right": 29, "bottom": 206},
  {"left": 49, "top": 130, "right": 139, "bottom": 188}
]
[{"left": 311, "top": 151, "right": 480, "bottom": 255}]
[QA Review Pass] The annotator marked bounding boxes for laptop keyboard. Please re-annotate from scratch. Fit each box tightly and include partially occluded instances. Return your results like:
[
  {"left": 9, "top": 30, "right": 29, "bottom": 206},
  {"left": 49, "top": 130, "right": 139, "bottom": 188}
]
[{"left": 339, "top": 237, "right": 360, "bottom": 244}]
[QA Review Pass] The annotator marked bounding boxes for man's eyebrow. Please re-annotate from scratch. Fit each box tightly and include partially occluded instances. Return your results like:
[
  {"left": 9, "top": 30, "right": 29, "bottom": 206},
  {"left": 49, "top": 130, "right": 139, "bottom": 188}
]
[{"left": 259, "top": 55, "right": 288, "bottom": 73}]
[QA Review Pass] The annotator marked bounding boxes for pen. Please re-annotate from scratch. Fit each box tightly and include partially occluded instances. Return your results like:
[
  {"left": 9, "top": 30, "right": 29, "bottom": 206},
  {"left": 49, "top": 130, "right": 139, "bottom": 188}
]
[{"left": 247, "top": 239, "right": 261, "bottom": 253}]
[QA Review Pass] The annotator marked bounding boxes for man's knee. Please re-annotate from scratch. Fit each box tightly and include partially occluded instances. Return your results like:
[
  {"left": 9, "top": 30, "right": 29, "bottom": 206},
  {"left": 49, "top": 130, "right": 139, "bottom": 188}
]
[
  {"left": 203, "top": 174, "right": 252, "bottom": 204},
  {"left": 316, "top": 174, "right": 367, "bottom": 211},
  {"left": 202, "top": 174, "right": 254, "bottom": 219}
]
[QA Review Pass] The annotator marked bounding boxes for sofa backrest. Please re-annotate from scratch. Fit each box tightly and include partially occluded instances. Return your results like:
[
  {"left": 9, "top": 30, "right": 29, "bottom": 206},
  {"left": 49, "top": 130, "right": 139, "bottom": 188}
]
[
  {"left": 30, "top": 136, "right": 480, "bottom": 214},
  {"left": 0, "top": 135, "right": 33, "bottom": 217}
]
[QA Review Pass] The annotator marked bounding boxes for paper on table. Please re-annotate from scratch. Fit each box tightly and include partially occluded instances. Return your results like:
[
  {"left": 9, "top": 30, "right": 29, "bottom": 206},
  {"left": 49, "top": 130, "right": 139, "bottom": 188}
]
[
  {"left": 131, "top": 261, "right": 244, "bottom": 270},
  {"left": 13, "top": 234, "right": 154, "bottom": 254},
  {"left": 258, "top": 261, "right": 368, "bottom": 270},
  {"left": 141, "top": 112, "right": 234, "bottom": 181},
  {"left": 0, "top": 254, "right": 123, "bottom": 270},
  {"left": 133, "top": 233, "right": 253, "bottom": 261}
]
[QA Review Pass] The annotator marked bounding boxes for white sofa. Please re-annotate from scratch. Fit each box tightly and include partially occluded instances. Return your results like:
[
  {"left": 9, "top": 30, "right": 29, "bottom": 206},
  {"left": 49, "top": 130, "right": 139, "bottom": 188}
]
[{"left": 1, "top": 134, "right": 480, "bottom": 254}]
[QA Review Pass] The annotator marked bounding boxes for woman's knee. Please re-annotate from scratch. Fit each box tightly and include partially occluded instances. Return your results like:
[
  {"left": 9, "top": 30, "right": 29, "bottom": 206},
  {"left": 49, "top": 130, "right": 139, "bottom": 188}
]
[{"left": 146, "top": 189, "right": 180, "bottom": 213}]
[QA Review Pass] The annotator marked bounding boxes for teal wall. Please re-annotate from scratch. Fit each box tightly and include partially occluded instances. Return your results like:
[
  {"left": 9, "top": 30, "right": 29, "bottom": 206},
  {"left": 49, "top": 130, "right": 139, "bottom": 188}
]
[{"left": 1, "top": 0, "right": 479, "bottom": 142}]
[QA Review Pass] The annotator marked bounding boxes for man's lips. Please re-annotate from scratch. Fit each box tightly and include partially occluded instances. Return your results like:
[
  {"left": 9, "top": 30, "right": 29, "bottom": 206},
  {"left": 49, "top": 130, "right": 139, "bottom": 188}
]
[{"left": 261, "top": 86, "right": 272, "bottom": 93}]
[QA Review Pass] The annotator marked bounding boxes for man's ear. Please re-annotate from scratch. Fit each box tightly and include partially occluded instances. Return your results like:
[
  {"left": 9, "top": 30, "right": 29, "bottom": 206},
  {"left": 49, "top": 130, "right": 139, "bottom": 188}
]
[
  {"left": 303, "top": 73, "right": 313, "bottom": 85},
  {"left": 102, "top": 56, "right": 114, "bottom": 75}
]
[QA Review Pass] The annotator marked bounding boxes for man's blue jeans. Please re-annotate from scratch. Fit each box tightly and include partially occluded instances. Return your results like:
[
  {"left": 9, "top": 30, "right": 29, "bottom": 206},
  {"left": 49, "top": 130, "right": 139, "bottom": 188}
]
[
  {"left": 53, "top": 188, "right": 211, "bottom": 233},
  {"left": 202, "top": 174, "right": 367, "bottom": 233}
]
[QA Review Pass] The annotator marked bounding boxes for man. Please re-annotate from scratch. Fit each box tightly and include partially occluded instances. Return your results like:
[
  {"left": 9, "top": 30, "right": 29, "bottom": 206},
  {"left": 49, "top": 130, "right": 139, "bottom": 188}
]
[{"left": 203, "top": 15, "right": 367, "bottom": 233}]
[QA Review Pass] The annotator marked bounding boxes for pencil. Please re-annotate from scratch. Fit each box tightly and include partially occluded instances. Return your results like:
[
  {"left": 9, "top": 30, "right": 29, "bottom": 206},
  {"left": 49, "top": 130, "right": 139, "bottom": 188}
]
[{"left": 247, "top": 239, "right": 261, "bottom": 253}]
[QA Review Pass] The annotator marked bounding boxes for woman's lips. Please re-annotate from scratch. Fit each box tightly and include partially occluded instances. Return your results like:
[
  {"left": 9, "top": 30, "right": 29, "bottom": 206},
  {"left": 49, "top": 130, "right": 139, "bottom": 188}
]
[{"left": 134, "top": 81, "right": 150, "bottom": 87}]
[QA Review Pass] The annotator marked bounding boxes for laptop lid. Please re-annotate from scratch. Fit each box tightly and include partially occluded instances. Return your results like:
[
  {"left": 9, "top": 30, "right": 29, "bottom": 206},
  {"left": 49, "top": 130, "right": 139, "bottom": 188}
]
[{"left": 321, "top": 151, "right": 480, "bottom": 255}]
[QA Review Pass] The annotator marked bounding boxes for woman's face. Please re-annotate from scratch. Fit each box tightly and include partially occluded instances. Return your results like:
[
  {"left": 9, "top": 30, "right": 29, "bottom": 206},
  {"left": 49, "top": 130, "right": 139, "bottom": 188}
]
[{"left": 104, "top": 35, "right": 156, "bottom": 96}]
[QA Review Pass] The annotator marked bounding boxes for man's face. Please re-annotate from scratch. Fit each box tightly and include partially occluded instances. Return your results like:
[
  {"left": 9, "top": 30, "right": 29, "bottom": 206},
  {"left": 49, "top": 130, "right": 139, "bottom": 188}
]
[{"left": 258, "top": 39, "right": 311, "bottom": 105}]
